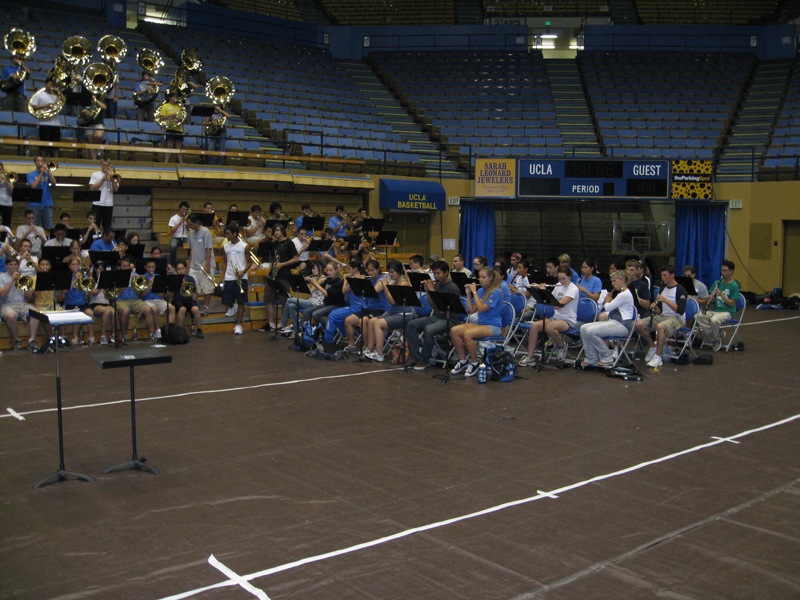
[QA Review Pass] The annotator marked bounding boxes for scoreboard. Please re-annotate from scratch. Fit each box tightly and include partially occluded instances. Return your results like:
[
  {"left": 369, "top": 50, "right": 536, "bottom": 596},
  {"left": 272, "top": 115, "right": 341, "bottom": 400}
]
[{"left": 517, "top": 159, "right": 670, "bottom": 199}]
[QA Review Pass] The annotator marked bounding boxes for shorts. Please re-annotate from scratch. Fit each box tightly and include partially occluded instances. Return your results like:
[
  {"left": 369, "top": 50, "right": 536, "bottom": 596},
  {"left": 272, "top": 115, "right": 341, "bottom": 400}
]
[
  {"left": 145, "top": 299, "right": 168, "bottom": 315},
  {"left": 355, "top": 308, "right": 385, "bottom": 319},
  {"left": 380, "top": 312, "right": 413, "bottom": 331},
  {"left": 173, "top": 298, "right": 197, "bottom": 311},
  {"left": 189, "top": 266, "right": 216, "bottom": 295},
  {"left": 557, "top": 319, "right": 578, "bottom": 331},
  {"left": 222, "top": 279, "right": 248, "bottom": 306},
  {"left": 165, "top": 131, "right": 183, "bottom": 142},
  {"left": 0, "top": 302, "right": 34, "bottom": 320},
  {"left": 644, "top": 314, "right": 684, "bottom": 337},
  {"left": 63, "top": 304, "right": 88, "bottom": 311},
  {"left": 39, "top": 125, "right": 61, "bottom": 142},
  {"left": 263, "top": 278, "right": 289, "bottom": 303},
  {"left": 89, "top": 121, "right": 104, "bottom": 130},
  {"left": 116, "top": 298, "right": 147, "bottom": 317},
  {"left": 483, "top": 324, "right": 503, "bottom": 337},
  {"left": 88, "top": 302, "right": 109, "bottom": 311}
]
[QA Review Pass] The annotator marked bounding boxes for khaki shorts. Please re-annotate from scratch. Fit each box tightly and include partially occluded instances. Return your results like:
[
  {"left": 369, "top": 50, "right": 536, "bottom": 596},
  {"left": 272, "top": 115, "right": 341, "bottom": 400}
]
[
  {"left": 145, "top": 299, "right": 169, "bottom": 315},
  {"left": 0, "top": 302, "right": 34, "bottom": 320},
  {"left": 116, "top": 298, "right": 147, "bottom": 317},
  {"left": 189, "top": 266, "right": 216, "bottom": 295},
  {"left": 644, "top": 314, "right": 684, "bottom": 337}
]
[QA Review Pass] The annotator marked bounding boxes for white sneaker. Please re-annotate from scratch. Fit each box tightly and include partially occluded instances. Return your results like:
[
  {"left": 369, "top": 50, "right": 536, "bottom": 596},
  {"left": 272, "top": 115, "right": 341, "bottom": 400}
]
[
  {"left": 464, "top": 362, "right": 480, "bottom": 377},
  {"left": 645, "top": 346, "right": 657, "bottom": 362},
  {"left": 371, "top": 350, "right": 384, "bottom": 362},
  {"left": 100, "top": 335, "right": 107, "bottom": 345},
  {"left": 519, "top": 355, "right": 536, "bottom": 367},
  {"left": 234, "top": 324, "right": 244, "bottom": 335},
  {"left": 451, "top": 359, "right": 469, "bottom": 375},
  {"left": 647, "top": 355, "right": 663, "bottom": 368},
  {"left": 556, "top": 343, "right": 568, "bottom": 362},
  {"left": 225, "top": 303, "right": 238, "bottom": 317}
]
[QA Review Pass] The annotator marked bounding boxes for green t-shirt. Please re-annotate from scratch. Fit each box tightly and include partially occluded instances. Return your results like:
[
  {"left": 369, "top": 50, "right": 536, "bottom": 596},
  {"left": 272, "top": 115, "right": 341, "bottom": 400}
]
[{"left": 712, "top": 279, "right": 740, "bottom": 315}]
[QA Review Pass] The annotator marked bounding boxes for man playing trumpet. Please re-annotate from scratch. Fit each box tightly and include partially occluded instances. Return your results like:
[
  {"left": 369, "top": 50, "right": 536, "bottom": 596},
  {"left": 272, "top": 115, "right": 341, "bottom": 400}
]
[{"left": 88, "top": 156, "right": 119, "bottom": 231}]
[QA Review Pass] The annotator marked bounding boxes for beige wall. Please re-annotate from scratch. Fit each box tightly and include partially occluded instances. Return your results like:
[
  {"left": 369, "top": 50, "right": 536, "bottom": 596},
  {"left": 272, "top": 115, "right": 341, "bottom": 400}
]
[{"left": 715, "top": 180, "right": 800, "bottom": 292}]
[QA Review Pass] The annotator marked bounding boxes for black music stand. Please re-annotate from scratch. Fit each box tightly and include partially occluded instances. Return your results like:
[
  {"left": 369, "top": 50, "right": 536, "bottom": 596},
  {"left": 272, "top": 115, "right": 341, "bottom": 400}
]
[
  {"left": 196, "top": 213, "right": 215, "bottom": 228},
  {"left": 265, "top": 219, "right": 289, "bottom": 231},
  {"left": 30, "top": 309, "right": 96, "bottom": 488},
  {"left": 127, "top": 243, "right": 146, "bottom": 258},
  {"left": 387, "top": 284, "right": 423, "bottom": 373},
  {"left": 226, "top": 211, "right": 249, "bottom": 228},
  {"left": 300, "top": 216, "right": 325, "bottom": 235},
  {"left": 408, "top": 272, "right": 433, "bottom": 295},
  {"left": 41, "top": 246, "right": 72, "bottom": 265},
  {"left": 13, "top": 187, "right": 43, "bottom": 204},
  {"left": 346, "top": 276, "right": 380, "bottom": 358},
  {"left": 92, "top": 348, "right": 172, "bottom": 476},
  {"left": 428, "top": 290, "right": 468, "bottom": 384},
  {"left": 362, "top": 218, "right": 384, "bottom": 236},
  {"left": 450, "top": 272, "right": 478, "bottom": 296},
  {"left": 526, "top": 285, "right": 567, "bottom": 370},
  {"left": 675, "top": 276, "right": 697, "bottom": 296},
  {"left": 89, "top": 250, "right": 121, "bottom": 269},
  {"left": 72, "top": 190, "right": 101, "bottom": 203},
  {"left": 285, "top": 273, "right": 311, "bottom": 346},
  {"left": 307, "top": 239, "right": 334, "bottom": 257}
]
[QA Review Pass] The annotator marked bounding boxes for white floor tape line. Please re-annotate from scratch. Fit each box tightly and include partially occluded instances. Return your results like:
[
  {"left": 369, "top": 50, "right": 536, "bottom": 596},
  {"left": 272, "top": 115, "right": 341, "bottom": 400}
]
[{"left": 154, "top": 411, "right": 800, "bottom": 600}]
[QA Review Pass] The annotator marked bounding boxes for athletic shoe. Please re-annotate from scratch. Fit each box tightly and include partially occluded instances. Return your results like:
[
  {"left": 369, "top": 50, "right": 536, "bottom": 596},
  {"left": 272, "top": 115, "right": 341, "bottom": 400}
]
[
  {"left": 234, "top": 324, "right": 244, "bottom": 335},
  {"left": 71, "top": 337, "right": 81, "bottom": 346},
  {"left": 414, "top": 361, "right": 428, "bottom": 370},
  {"left": 196, "top": 329, "right": 204, "bottom": 339},
  {"left": 200, "top": 306, "right": 209, "bottom": 317},
  {"left": 109, "top": 335, "right": 116, "bottom": 344},
  {"left": 258, "top": 323, "right": 273, "bottom": 332},
  {"left": 148, "top": 333, "right": 159, "bottom": 342},
  {"left": 647, "top": 355, "right": 663, "bottom": 368},
  {"left": 28, "top": 339, "right": 39, "bottom": 352},
  {"left": 343, "top": 345, "right": 358, "bottom": 355},
  {"left": 645, "top": 346, "right": 657, "bottom": 362},
  {"left": 371, "top": 350, "right": 384, "bottom": 362},
  {"left": 87, "top": 336, "right": 96, "bottom": 346},
  {"left": 280, "top": 325, "right": 294, "bottom": 334},
  {"left": 13, "top": 339, "right": 22, "bottom": 351},
  {"left": 519, "top": 355, "right": 536, "bottom": 367},
  {"left": 100, "top": 335, "right": 107, "bottom": 345},
  {"left": 155, "top": 329, "right": 162, "bottom": 339},
  {"left": 464, "top": 362, "right": 480, "bottom": 377},
  {"left": 451, "top": 359, "right": 470, "bottom": 375},
  {"left": 225, "top": 303, "right": 238, "bottom": 317},
  {"left": 556, "top": 343, "right": 568, "bottom": 362}
]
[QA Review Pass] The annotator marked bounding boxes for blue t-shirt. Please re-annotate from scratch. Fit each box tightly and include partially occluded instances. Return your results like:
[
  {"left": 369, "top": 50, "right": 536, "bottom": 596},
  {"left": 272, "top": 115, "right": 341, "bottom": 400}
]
[
  {"left": 347, "top": 290, "right": 363, "bottom": 311},
  {"left": 63, "top": 275, "right": 88, "bottom": 307},
  {"left": 2, "top": 65, "right": 27, "bottom": 97},
  {"left": 329, "top": 215, "right": 347, "bottom": 238},
  {"left": 26, "top": 170, "right": 53, "bottom": 207},
  {"left": 117, "top": 272, "right": 140, "bottom": 300},
  {"left": 477, "top": 287, "right": 503, "bottom": 328},
  {"left": 142, "top": 272, "right": 161, "bottom": 301},
  {"left": 570, "top": 268, "right": 580, "bottom": 286},
  {"left": 90, "top": 239, "right": 116, "bottom": 252},
  {"left": 578, "top": 275, "right": 602, "bottom": 299},
  {"left": 365, "top": 274, "right": 390, "bottom": 312},
  {"left": 501, "top": 280, "right": 510, "bottom": 302}
]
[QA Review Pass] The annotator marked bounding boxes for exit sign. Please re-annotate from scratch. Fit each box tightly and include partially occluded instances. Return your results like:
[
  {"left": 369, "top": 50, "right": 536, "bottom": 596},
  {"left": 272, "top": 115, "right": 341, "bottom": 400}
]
[
  {"left": 448, "top": 197, "right": 461, "bottom": 205},
  {"left": 729, "top": 200, "right": 743, "bottom": 209}
]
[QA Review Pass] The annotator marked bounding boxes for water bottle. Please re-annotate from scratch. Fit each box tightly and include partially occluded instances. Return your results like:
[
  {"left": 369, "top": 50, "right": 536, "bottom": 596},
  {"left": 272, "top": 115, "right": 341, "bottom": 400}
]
[
  {"left": 132, "top": 328, "right": 138, "bottom": 341},
  {"left": 191, "top": 322, "right": 196, "bottom": 335},
  {"left": 478, "top": 363, "right": 487, "bottom": 384}
]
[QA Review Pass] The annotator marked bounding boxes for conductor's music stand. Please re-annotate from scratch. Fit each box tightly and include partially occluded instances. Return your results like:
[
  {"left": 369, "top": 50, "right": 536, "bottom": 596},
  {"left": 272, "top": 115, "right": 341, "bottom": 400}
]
[
  {"left": 428, "top": 290, "right": 468, "bottom": 384},
  {"left": 30, "top": 309, "right": 96, "bottom": 489},
  {"left": 91, "top": 348, "right": 172, "bottom": 476},
  {"left": 386, "top": 284, "right": 422, "bottom": 373}
]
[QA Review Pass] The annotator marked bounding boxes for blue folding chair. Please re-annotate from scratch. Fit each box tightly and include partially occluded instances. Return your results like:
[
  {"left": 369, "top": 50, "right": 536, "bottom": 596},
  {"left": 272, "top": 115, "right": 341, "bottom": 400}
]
[
  {"left": 666, "top": 297, "right": 700, "bottom": 359},
  {"left": 546, "top": 297, "right": 598, "bottom": 364},
  {"left": 477, "top": 301, "right": 519, "bottom": 356}
]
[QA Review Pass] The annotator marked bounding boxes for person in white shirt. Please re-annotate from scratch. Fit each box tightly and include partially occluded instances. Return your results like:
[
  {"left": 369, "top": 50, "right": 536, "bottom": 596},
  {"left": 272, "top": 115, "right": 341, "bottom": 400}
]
[
  {"left": 292, "top": 227, "right": 311, "bottom": 273},
  {"left": 88, "top": 157, "right": 119, "bottom": 231},
  {"left": 44, "top": 223, "right": 72, "bottom": 247},
  {"left": 243, "top": 204, "right": 265, "bottom": 244},
  {"left": 0, "top": 162, "right": 14, "bottom": 227},
  {"left": 0, "top": 255, "right": 40, "bottom": 351},
  {"left": 580, "top": 270, "right": 637, "bottom": 367},
  {"left": 15, "top": 209, "right": 47, "bottom": 257},
  {"left": 451, "top": 254, "right": 472, "bottom": 277},
  {"left": 519, "top": 265, "right": 579, "bottom": 367},
  {"left": 15, "top": 238, "right": 38, "bottom": 277},
  {"left": 167, "top": 201, "right": 190, "bottom": 268},
  {"left": 29, "top": 78, "right": 64, "bottom": 158},
  {"left": 221, "top": 224, "right": 252, "bottom": 334}
]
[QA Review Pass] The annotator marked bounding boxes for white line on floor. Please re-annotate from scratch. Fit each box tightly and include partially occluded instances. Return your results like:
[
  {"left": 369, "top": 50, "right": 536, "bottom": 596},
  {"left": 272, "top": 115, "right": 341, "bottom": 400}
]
[{"left": 154, "top": 411, "right": 800, "bottom": 600}]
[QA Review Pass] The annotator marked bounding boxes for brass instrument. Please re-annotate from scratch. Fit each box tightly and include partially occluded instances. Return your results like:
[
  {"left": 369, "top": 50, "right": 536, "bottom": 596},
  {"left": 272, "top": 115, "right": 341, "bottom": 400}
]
[
  {"left": 6, "top": 245, "right": 35, "bottom": 269},
  {"left": 104, "top": 287, "right": 120, "bottom": 301},
  {"left": 154, "top": 98, "right": 188, "bottom": 131},
  {"left": 46, "top": 160, "right": 58, "bottom": 172},
  {"left": 62, "top": 35, "right": 92, "bottom": 68},
  {"left": 48, "top": 55, "right": 79, "bottom": 92},
  {"left": 132, "top": 274, "right": 150, "bottom": 292},
  {"left": 180, "top": 276, "right": 196, "bottom": 297},
  {"left": 82, "top": 61, "right": 116, "bottom": 97},
  {"left": 198, "top": 264, "right": 217, "bottom": 286},
  {"left": 234, "top": 267, "right": 245, "bottom": 295},
  {"left": 181, "top": 48, "right": 202, "bottom": 74},
  {"left": 28, "top": 86, "right": 65, "bottom": 120},
  {"left": 2, "top": 172, "right": 17, "bottom": 184},
  {"left": 237, "top": 232, "right": 260, "bottom": 268},
  {"left": 203, "top": 76, "right": 235, "bottom": 136},
  {"left": 110, "top": 166, "right": 121, "bottom": 186},
  {"left": 133, "top": 49, "right": 163, "bottom": 106},
  {"left": 97, "top": 35, "right": 127, "bottom": 65},
  {"left": 168, "top": 66, "right": 193, "bottom": 100},
  {"left": 76, "top": 267, "right": 95, "bottom": 293},
  {"left": 15, "top": 274, "right": 33, "bottom": 291},
  {"left": 2, "top": 29, "right": 36, "bottom": 92}
]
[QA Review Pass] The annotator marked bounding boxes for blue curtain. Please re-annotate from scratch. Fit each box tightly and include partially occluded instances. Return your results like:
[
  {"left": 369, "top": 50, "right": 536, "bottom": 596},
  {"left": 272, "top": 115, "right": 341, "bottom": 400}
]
[
  {"left": 459, "top": 201, "right": 495, "bottom": 263},
  {"left": 675, "top": 203, "right": 726, "bottom": 286}
]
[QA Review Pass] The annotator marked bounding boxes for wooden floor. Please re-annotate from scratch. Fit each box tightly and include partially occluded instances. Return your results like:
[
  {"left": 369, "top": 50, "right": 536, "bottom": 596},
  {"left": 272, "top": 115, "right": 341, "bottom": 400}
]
[{"left": 1, "top": 311, "right": 799, "bottom": 600}]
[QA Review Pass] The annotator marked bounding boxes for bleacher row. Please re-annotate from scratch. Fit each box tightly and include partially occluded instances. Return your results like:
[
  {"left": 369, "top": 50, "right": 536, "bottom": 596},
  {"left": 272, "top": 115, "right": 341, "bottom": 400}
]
[
  {"left": 319, "top": 0, "right": 456, "bottom": 25},
  {"left": 763, "top": 64, "right": 800, "bottom": 178}
]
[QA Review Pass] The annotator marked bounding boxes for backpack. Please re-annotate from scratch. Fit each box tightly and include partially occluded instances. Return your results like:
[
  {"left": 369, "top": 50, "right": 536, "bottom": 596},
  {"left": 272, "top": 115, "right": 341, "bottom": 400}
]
[
  {"left": 160, "top": 323, "right": 190, "bottom": 345},
  {"left": 483, "top": 345, "right": 515, "bottom": 382},
  {"left": 313, "top": 340, "right": 346, "bottom": 360},
  {"left": 294, "top": 322, "right": 322, "bottom": 352}
]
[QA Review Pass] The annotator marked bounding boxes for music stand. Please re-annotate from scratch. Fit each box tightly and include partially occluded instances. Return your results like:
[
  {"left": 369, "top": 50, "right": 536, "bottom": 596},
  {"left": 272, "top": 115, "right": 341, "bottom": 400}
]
[
  {"left": 526, "top": 285, "right": 566, "bottom": 370},
  {"left": 300, "top": 216, "right": 325, "bottom": 234},
  {"left": 65, "top": 227, "right": 82, "bottom": 241},
  {"left": 344, "top": 235, "right": 362, "bottom": 252},
  {"left": 92, "top": 348, "right": 172, "bottom": 476},
  {"left": 89, "top": 250, "right": 121, "bottom": 269},
  {"left": 408, "top": 271, "right": 433, "bottom": 294},
  {"left": 149, "top": 273, "right": 168, "bottom": 295},
  {"left": 72, "top": 190, "right": 101, "bottom": 203},
  {"left": 190, "top": 105, "right": 214, "bottom": 118},
  {"left": 285, "top": 273, "right": 311, "bottom": 345},
  {"left": 226, "top": 211, "right": 249, "bottom": 227},
  {"left": 195, "top": 213, "right": 215, "bottom": 228},
  {"left": 449, "top": 272, "right": 478, "bottom": 296},
  {"left": 307, "top": 239, "right": 334, "bottom": 257},
  {"left": 41, "top": 246, "right": 72, "bottom": 265},
  {"left": 675, "top": 276, "right": 697, "bottom": 296},
  {"left": 362, "top": 218, "right": 384, "bottom": 235},
  {"left": 428, "top": 290, "right": 468, "bottom": 384},
  {"left": 265, "top": 219, "right": 289, "bottom": 231},
  {"left": 13, "top": 187, "right": 43, "bottom": 204},
  {"left": 374, "top": 230, "right": 396, "bottom": 247},
  {"left": 30, "top": 309, "right": 96, "bottom": 489},
  {"left": 127, "top": 243, "right": 146, "bottom": 258},
  {"left": 387, "top": 284, "right": 422, "bottom": 373}
]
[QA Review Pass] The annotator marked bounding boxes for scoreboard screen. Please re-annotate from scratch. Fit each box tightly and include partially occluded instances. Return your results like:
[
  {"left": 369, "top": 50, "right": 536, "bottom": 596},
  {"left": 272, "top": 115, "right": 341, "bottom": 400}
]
[{"left": 516, "top": 159, "right": 670, "bottom": 199}]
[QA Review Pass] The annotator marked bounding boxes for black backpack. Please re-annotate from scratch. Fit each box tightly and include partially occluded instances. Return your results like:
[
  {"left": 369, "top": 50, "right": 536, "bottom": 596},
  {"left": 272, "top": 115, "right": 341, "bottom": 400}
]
[{"left": 160, "top": 323, "right": 190, "bottom": 345}]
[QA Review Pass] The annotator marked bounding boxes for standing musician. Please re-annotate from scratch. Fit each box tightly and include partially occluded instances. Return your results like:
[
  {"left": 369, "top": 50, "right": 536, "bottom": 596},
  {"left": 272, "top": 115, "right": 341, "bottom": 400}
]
[
  {"left": 171, "top": 260, "right": 203, "bottom": 338},
  {"left": 519, "top": 265, "right": 579, "bottom": 368},
  {"left": 449, "top": 267, "right": 504, "bottom": 377},
  {"left": 135, "top": 72, "right": 159, "bottom": 122},
  {"left": 29, "top": 78, "right": 64, "bottom": 159},
  {"left": 16, "top": 209, "right": 47, "bottom": 257},
  {"left": 362, "top": 259, "right": 411, "bottom": 362},
  {"left": 696, "top": 260, "right": 740, "bottom": 352},
  {"left": 78, "top": 95, "right": 107, "bottom": 158},
  {"left": 580, "top": 269, "right": 636, "bottom": 368},
  {"left": 243, "top": 204, "right": 266, "bottom": 244},
  {"left": 88, "top": 157, "right": 119, "bottom": 231},
  {"left": 159, "top": 91, "right": 184, "bottom": 163},
  {"left": 341, "top": 259, "right": 390, "bottom": 354},
  {"left": 0, "top": 162, "right": 14, "bottom": 228},
  {"left": 262, "top": 223, "right": 298, "bottom": 332},
  {"left": 635, "top": 264, "right": 688, "bottom": 369},
  {"left": 299, "top": 261, "right": 346, "bottom": 328},
  {"left": 221, "top": 224, "right": 252, "bottom": 335},
  {"left": 27, "top": 155, "right": 57, "bottom": 231},
  {"left": 0, "top": 254, "right": 40, "bottom": 351},
  {"left": 328, "top": 205, "right": 349, "bottom": 239},
  {"left": 167, "top": 201, "right": 190, "bottom": 268},
  {"left": 186, "top": 213, "right": 215, "bottom": 317},
  {"left": 2, "top": 53, "right": 31, "bottom": 112},
  {"left": 203, "top": 105, "right": 231, "bottom": 165}
]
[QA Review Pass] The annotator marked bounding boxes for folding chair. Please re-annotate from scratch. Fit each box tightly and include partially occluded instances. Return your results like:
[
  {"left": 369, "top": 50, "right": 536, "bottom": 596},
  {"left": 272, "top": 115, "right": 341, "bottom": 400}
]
[
  {"left": 435, "top": 297, "right": 469, "bottom": 368},
  {"left": 476, "top": 301, "right": 519, "bottom": 356},
  {"left": 545, "top": 297, "right": 598, "bottom": 364},
  {"left": 666, "top": 297, "right": 700, "bottom": 359},
  {"left": 722, "top": 295, "right": 746, "bottom": 351}
]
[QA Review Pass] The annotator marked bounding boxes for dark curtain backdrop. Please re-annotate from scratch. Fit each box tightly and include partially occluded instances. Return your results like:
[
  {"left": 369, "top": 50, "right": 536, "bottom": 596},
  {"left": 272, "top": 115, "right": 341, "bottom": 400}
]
[
  {"left": 675, "top": 202, "right": 727, "bottom": 286},
  {"left": 459, "top": 201, "right": 496, "bottom": 264}
]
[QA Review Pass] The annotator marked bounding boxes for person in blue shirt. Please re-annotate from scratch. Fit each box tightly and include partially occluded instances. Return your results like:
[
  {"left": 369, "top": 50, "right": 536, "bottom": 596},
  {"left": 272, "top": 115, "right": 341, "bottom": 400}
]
[
  {"left": 2, "top": 55, "right": 31, "bottom": 112},
  {"left": 27, "top": 155, "right": 58, "bottom": 230},
  {"left": 559, "top": 253, "right": 580, "bottom": 286},
  {"left": 328, "top": 205, "right": 349, "bottom": 239},
  {"left": 62, "top": 257, "right": 97, "bottom": 346},
  {"left": 324, "top": 261, "right": 365, "bottom": 344},
  {"left": 342, "top": 259, "right": 390, "bottom": 353},
  {"left": 449, "top": 266, "right": 504, "bottom": 377},
  {"left": 577, "top": 259, "right": 603, "bottom": 302},
  {"left": 90, "top": 228, "right": 117, "bottom": 252}
]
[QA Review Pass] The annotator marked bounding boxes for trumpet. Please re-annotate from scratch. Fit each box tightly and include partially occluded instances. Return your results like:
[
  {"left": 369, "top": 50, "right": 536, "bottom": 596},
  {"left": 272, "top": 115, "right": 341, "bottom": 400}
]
[
  {"left": 6, "top": 245, "right": 35, "bottom": 268},
  {"left": 15, "top": 274, "right": 33, "bottom": 291},
  {"left": 46, "top": 160, "right": 58, "bottom": 172}
]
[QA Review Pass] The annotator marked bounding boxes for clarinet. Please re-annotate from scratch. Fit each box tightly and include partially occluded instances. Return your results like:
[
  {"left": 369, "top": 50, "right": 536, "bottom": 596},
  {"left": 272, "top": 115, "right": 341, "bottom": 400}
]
[{"left": 703, "top": 280, "right": 720, "bottom": 315}]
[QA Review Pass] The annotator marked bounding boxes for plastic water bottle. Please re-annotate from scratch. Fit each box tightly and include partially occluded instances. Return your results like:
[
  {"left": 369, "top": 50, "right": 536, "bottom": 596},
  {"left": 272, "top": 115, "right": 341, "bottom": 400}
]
[
  {"left": 478, "top": 363, "right": 487, "bottom": 384},
  {"left": 132, "top": 329, "right": 138, "bottom": 341}
]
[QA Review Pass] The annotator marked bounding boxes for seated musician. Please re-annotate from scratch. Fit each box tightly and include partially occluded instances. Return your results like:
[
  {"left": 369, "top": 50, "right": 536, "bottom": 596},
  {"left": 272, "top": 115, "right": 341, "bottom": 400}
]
[
  {"left": 449, "top": 267, "right": 504, "bottom": 377},
  {"left": 683, "top": 264, "right": 709, "bottom": 300},
  {"left": 16, "top": 238, "right": 39, "bottom": 276},
  {"left": 328, "top": 205, "right": 349, "bottom": 239},
  {"left": 268, "top": 201, "right": 284, "bottom": 222},
  {"left": 635, "top": 264, "right": 688, "bottom": 368},
  {"left": 577, "top": 259, "right": 603, "bottom": 302},
  {"left": 559, "top": 253, "right": 580, "bottom": 286},
  {"left": 292, "top": 227, "right": 312, "bottom": 273},
  {"left": 90, "top": 227, "right": 116, "bottom": 252},
  {"left": 115, "top": 255, "right": 159, "bottom": 343},
  {"left": 519, "top": 265, "right": 579, "bottom": 367},
  {"left": 361, "top": 259, "right": 411, "bottom": 361},
  {"left": 295, "top": 203, "right": 313, "bottom": 234},
  {"left": 44, "top": 223, "right": 72, "bottom": 248},
  {"left": 342, "top": 259, "right": 390, "bottom": 354},
  {"left": 580, "top": 270, "right": 636, "bottom": 368},
  {"left": 221, "top": 224, "right": 253, "bottom": 335},
  {"left": 300, "top": 261, "right": 345, "bottom": 328},
  {"left": 142, "top": 258, "right": 174, "bottom": 333},
  {"left": 506, "top": 253, "right": 521, "bottom": 283},
  {"left": 451, "top": 254, "right": 472, "bottom": 277},
  {"left": 172, "top": 260, "right": 203, "bottom": 338},
  {"left": 323, "top": 261, "right": 366, "bottom": 344},
  {"left": 87, "top": 261, "right": 114, "bottom": 345},
  {"left": 64, "top": 239, "right": 90, "bottom": 271},
  {"left": 79, "top": 210, "right": 103, "bottom": 255},
  {"left": 150, "top": 246, "right": 173, "bottom": 275},
  {"left": 696, "top": 260, "right": 740, "bottom": 352},
  {"left": 405, "top": 259, "right": 460, "bottom": 371},
  {"left": 319, "top": 227, "right": 344, "bottom": 267},
  {"left": 408, "top": 254, "right": 427, "bottom": 273},
  {"left": 243, "top": 204, "right": 265, "bottom": 245},
  {"left": 279, "top": 260, "right": 325, "bottom": 336},
  {"left": 0, "top": 255, "right": 41, "bottom": 351},
  {"left": 203, "top": 201, "right": 226, "bottom": 246},
  {"left": 62, "top": 256, "right": 96, "bottom": 346},
  {"left": 15, "top": 209, "right": 47, "bottom": 258}
]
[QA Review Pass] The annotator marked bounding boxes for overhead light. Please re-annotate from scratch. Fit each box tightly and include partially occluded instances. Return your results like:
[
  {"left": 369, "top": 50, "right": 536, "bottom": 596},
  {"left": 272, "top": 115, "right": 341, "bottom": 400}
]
[
  {"left": 569, "top": 44, "right": 583, "bottom": 50},
  {"left": 541, "top": 34, "right": 558, "bottom": 38},
  {"left": 539, "top": 43, "right": 555, "bottom": 49},
  {"left": 51, "top": 182, "right": 84, "bottom": 187}
]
